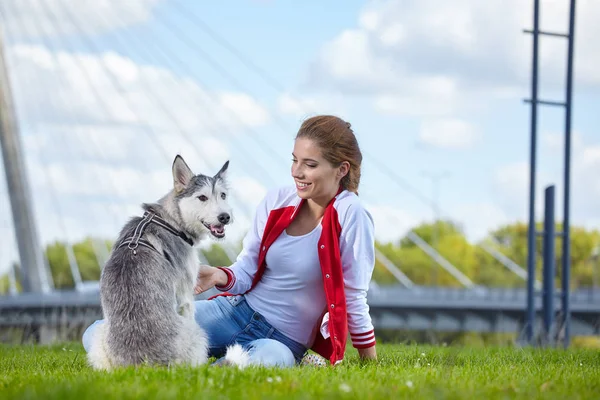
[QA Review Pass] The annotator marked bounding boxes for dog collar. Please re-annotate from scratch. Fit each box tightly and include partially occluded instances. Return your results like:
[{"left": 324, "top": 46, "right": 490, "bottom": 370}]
[{"left": 143, "top": 211, "right": 195, "bottom": 247}]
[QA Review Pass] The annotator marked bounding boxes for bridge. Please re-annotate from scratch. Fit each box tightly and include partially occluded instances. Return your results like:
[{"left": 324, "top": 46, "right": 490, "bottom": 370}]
[
  {"left": 1, "top": 285, "right": 599, "bottom": 344},
  {"left": 1, "top": 0, "right": 598, "bottom": 347}
]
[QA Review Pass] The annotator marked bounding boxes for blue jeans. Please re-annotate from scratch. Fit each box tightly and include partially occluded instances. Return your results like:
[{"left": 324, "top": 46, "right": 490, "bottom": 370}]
[{"left": 82, "top": 294, "right": 307, "bottom": 367}]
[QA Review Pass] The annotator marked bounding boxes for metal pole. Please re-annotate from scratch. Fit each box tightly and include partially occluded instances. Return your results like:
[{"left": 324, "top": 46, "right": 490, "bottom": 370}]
[
  {"left": 0, "top": 33, "right": 49, "bottom": 293},
  {"left": 542, "top": 185, "right": 555, "bottom": 344},
  {"left": 525, "top": 0, "right": 540, "bottom": 345},
  {"left": 561, "top": 0, "right": 577, "bottom": 349}
]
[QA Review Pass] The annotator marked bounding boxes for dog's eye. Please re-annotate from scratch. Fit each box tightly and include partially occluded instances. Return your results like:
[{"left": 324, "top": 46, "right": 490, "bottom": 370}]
[
  {"left": 221, "top": 193, "right": 226, "bottom": 200},
  {"left": 198, "top": 195, "right": 208, "bottom": 202}
]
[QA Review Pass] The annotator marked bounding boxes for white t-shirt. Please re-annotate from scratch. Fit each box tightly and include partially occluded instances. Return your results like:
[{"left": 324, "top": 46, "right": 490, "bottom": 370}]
[{"left": 244, "top": 223, "right": 327, "bottom": 348}]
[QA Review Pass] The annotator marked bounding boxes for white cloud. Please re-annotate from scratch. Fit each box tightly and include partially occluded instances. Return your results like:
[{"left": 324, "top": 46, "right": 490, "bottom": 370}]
[
  {"left": 541, "top": 131, "right": 584, "bottom": 154},
  {"left": 308, "top": 0, "right": 600, "bottom": 115},
  {"left": 493, "top": 161, "right": 542, "bottom": 218},
  {"left": 218, "top": 92, "right": 271, "bottom": 127},
  {"left": 373, "top": 76, "right": 466, "bottom": 117},
  {"left": 492, "top": 136, "right": 600, "bottom": 230},
  {"left": 231, "top": 176, "right": 268, "bottom": 209},
  {"left": 366, "top": 203, "right": 421, "bottom": 243},
  {"left": 308, "top": 28, "right": 399, "bottom": 95},
  {"left": 277, "top": 93, "right": 348, "bottom": 120},
  {"left": 452, "top": 202, "right": 512, "bottom": 242},
  {"left": 0, "top": 44, "right": 271, "bottom": 259},
  {"left": 6, "top": 45, "right": 271, "bottom": 136},
  {"left": 576, "top": 145, "right": 600, "bottom": 207},
  {"left": 221, "top": 176, "right": 269, "bottom": 244},
  {"left": 0, "top": 0, "right": 165, "bottom": 39},
  {"left": 418, "top": 119, "right": 480, "bottom": 149}
]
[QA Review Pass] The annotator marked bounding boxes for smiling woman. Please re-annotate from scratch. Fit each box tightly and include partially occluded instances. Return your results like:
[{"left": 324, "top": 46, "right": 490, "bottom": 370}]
[{"left": 192, "top": 114, "right": 378, "bottom": 368}]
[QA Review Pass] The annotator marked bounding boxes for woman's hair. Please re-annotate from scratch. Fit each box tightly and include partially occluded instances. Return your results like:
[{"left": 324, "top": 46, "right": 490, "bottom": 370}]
[{"left": 295, "top": 115, "right": 363, "bottom": 194}]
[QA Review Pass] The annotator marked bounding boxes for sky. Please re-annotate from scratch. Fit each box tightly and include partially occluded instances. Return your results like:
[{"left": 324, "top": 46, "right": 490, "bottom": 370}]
[{"left": 0, "top": 0, "right": 599, "bottom": 276}]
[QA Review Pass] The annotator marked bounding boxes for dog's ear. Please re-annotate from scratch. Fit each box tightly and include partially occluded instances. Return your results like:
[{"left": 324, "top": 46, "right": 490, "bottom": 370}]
[
  {"left": 172, "top": 155, "right": 194, "bottom": 194},
  {"left": 215, "top": 160, "right": 229, "bottom": 181}
]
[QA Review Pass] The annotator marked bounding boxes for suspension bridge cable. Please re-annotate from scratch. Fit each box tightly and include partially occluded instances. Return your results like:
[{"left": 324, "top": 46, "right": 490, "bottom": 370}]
[
  {"left": 53, "top": 0, "right": 270, "bottom": 196},
  {"left": 134, "top": 4, "right": 456, "bottom": 284},
  {"left": 51, "top": 0, "right": 267, "bottom": 261},
  {"left": 165, "top": 0, "right": 438, "bottom": 211},
  {"left": 88, "top": 2, "right": 280, "bottom": 192},
  {"left": 94, "top": 4, "right": 418, "bottom": 278},
  {"left": 0, "top": 53, "right": 82, "bottom": 290},
  {"left": 137, "top": 2, "right": 442, "bottom": 220},
  {"left": 170, "top": 0, "right": 291, "bottom": 96},
  {"left": 20, "top": 0, "right": 167, "bottom": 203},
  {"left": 140, "top": 8, "right": 291, "bottom": 168},
  {"left": 8, "top": 0, "right": 135, "bottom": 272},
  {"left": 36, "top": 0, "right": 173, "bottom": 165},
  {"left": 92, "top": 32, "right": 264, "bottom": 219},
  {"left": 1, "top": 0, "right": 113, "bottom": 288},
  {"left": 23, "top": 3, "right": 502, "bottom": 286},
  {"left": 50, "top": 0, "right": 257, "bottom": 262},
  {"left": 123, "top": 8, "right": 435, "bottom": 227},
  {"left": 165, "top": 5, "right": 526, "bottom": 283},
  {"left": 158, "top": 6, "right": 295, "bottom": 136}
]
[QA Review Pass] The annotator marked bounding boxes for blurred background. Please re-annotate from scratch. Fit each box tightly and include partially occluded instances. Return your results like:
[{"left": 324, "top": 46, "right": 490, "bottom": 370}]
[{"left": 0, "top": 0, "right": 598, "bottom": 347}]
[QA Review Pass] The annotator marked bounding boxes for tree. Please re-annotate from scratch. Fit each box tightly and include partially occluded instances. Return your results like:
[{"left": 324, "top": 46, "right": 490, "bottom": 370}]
[
  {"left": 201, "top": 244, "right": 234, "bottom": 268},
  {"left": 45, "top": 237, "right": 110, "bottom": 289},
  {"left": 1, "top": 220, "right": 598, "bottom": 293},
  {"left": 379, "top": 220, "right": 514, "bottom": 287},
  {"left": 372, "top": 219, "right": 600, "bottom": 288},
  {"left": 487, "top": 222, "right": 600, "bottom": 288}
]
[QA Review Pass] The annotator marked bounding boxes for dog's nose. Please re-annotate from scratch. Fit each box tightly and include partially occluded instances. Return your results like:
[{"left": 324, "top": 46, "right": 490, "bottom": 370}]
[{"left": 218, "top": 213, "right": 230, "bottom": 225}]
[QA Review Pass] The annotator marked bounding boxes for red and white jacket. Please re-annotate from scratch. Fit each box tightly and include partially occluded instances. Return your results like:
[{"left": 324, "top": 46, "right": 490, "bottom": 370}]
[{"left": 211, "top": 185, "right": 376, "bottom": 365}]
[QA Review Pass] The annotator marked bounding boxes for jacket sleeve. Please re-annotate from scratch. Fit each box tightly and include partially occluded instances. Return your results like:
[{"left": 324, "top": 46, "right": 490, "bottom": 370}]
[
  {"left": 215, "top": 189, "right": 271, "bottom": 294},
  {"left": 338, "top": 201, "right": 377, "bottom": 349}
]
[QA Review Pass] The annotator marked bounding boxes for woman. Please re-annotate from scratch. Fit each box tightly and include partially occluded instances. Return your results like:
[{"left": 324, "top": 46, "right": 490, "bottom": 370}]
[
  {"left": 193, "top": 115, "right": 377, "bottom": 367},
  {"left": 83, "top": 115, "right": 377, "bottom": 367}
]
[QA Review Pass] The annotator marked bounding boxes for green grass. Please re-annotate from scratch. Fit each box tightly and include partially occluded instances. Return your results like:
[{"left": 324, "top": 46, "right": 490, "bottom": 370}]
[{"left": 1, "top": 342, "right": 598, "bottom": 399}]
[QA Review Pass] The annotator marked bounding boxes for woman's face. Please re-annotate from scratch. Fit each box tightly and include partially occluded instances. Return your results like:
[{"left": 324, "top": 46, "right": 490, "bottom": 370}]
[{"left": 291, "top": 137, "right": 347, "bottom": 205}]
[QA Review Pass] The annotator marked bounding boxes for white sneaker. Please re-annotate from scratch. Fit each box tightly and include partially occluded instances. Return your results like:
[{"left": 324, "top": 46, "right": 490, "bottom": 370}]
[{"left": 301, "top": 353, "right": 327, "bottom": 367}]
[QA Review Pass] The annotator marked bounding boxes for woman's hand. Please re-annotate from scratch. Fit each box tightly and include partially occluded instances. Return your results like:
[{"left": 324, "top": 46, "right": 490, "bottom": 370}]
[
  {"left": 357, "top": 345, "right": 377, "bottom": 362},
  {"left": 194, "top": 265, "right": 228, "bottom": 295}
]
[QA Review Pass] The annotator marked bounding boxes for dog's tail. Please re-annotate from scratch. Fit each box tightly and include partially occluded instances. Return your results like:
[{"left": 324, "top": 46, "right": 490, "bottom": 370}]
[
  {"left": 87, "top": 322, "right": 112, "bottom": 371},
  {"left": 222, "top": 343, "right": 251, "bottom": 369}
]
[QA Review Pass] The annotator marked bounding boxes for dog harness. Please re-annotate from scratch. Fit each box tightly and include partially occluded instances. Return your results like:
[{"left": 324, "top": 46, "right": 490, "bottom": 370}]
[{"left": 117, "top": 211, "right": 194, "bottom": 255}]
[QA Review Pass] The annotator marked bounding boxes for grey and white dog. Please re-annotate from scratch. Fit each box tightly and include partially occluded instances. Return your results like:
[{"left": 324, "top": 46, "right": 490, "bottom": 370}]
[{"left": 87, "top": 155, "right": 233, "bottom": 370}]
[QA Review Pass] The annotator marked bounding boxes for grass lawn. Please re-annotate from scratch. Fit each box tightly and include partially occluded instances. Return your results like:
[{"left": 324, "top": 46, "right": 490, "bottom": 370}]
[{"left": 1, "top": 342, "right": 598, "bottom": 399}]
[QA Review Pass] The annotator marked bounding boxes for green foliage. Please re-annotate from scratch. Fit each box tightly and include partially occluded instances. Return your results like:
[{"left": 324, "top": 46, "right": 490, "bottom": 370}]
[
  {"left": 44, "top": 238, "right": 111, "bottom": 289},
  {"left": 201, "top": 243, "right": 233, "bottom": 267}
]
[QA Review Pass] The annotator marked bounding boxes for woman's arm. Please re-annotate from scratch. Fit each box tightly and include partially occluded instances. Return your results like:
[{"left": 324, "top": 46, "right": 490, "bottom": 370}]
[
  {"left": 338, "top": 200, "right": 378, "bottom": 353},
  {"left": 196, "top": 188, "right": 275, "bottom": 294}
]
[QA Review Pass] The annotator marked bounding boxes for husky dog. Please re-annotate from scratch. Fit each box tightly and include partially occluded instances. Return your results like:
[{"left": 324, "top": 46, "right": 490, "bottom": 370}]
[{"left": 87, "top": 155, "right": 232, "bottom": 370}]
